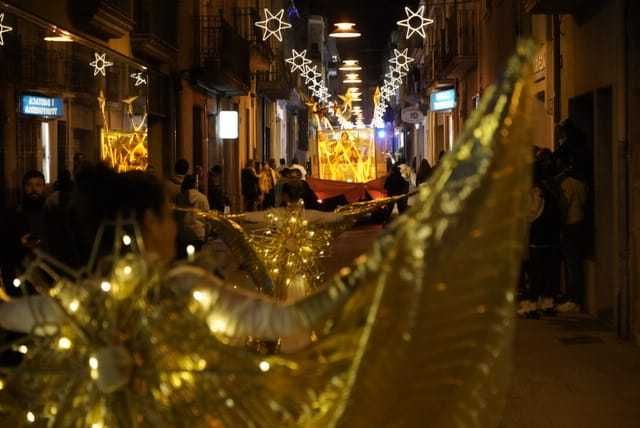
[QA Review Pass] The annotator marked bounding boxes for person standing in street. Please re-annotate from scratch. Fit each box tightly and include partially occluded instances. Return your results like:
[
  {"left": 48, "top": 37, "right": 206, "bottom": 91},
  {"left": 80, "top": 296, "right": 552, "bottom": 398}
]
[
  {"left": 166, "top": 159, "right": 189, "bottom": 203},
  {"left": 175, "top": 175, "right": 210, "bottom": 253},
  {"left": 207, "top": 165, "right": 227, "bottom": 212},
  {"left": 555, "top": 151, "right": 588, "bottom": 313},
  {"left": 416, "top": 159, "right": 434, "bottom": 186},
  {"left": 241, "top": 160, "right": 260, "bottom": 212},
  {"left": 1, "top": 170, "right": 47, "bottom": 297},
  {"left": 290, "top": 157, "right": 307, "bottom": 180},
  {"left": 384, "top": 165, "right": 410, "bottom": 220},
  {"left": 260, "top": 159, "right": 279, "bottom": 209}
]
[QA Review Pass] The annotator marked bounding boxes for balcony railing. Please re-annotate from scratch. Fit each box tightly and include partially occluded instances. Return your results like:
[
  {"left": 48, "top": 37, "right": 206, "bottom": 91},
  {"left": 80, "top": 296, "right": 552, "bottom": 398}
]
[
  {"left": 256, "top": 61, "right": 292, "bottom": 100},
  {"left": 72, "top": 0, "right": 134, "bottom": 39},
  {"left": 132, "top": 0, "right": 178, "bottom": 63},
  {"left": 197, "top": 16, "right": 250, "bottom": 95},
  {"left": 233, "top": 7, "right": 276, "bottom": 71},
  {"left": 440, "top": 6, "right": 478, "bottom": 79}
]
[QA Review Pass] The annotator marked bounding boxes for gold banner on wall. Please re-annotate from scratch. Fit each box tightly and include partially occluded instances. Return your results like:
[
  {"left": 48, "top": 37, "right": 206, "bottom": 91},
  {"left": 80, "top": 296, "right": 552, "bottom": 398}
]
[{"left": 318, "top": 128, "right": 376, "bottom": 183}]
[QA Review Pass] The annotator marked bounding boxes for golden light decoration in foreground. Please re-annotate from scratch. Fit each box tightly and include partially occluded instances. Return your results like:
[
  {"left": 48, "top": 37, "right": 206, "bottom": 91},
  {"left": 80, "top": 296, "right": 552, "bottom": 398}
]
[
  {"left": 0, "top": 42, "right": 536, "bottom": 428},
  {"left": 329, "top": 22, "right": 361, "bottom": 38},
  {"left": 397, "top": 5, "right": 434, "bottom": 39},
  {"left": 285, "top": 49, "right": 312, "bottom": 73},
  {"left": 247, "top": 201, "right": 333, "bottom": 301},
  {"left": 100, "top": 129, "right": 149, "bottom": 172},
  {"left": 0, "top": 13, "right": 13, "bottom": 47},
  {"left": 254, "top": 8, "right": 292, "bottom": 42}
]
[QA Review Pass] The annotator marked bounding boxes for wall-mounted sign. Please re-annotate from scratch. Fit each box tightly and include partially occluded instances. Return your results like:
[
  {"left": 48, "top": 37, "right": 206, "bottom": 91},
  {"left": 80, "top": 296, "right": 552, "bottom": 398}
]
[
  {"left": 401, "top": 106, "right": 424, "bottom": 124},
  {"left": 430, "top": 88, "right": 457, "bottom": 112},
  {"left": 20, "top": 95, "right": 64, "bottom": 118},
  {"left": 218, "top": 110, "right": 239, "bottom": 139}
]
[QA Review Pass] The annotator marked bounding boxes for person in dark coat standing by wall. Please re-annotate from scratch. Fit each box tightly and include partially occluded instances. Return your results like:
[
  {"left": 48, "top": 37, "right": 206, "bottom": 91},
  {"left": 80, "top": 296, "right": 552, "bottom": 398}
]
[
  {"left": 384, "top": 165, "right": 410, "bottom": 220},
  {"left": 241, "top": 159, "right": 260, "bottom": 212}
]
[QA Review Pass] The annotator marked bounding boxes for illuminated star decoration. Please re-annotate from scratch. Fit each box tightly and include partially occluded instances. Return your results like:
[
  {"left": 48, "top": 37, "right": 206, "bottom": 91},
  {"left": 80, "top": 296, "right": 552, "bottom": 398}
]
[
  {"left": 254, "top": 8, "right": 292, "bottom": 42},
  {"left": 285, "top": 49, "right": 311, "bottom": 74},
  {"left": 0, "top": 13, "right": 13, "bottom": 47},
  {"left": 397, "top": 6, "right": 434, "bottom": 39},
  {"left": 89, "top": 52, "right": 114, "bottom": 77},
  {"left": 303, "top": 65, "right": 320, "bottom": 85},
  {"left": 389, "top": 48, "right": 415, "bottom": 72},
  {"left": 130, "top": 72, "right": 147, "bottom": 87}
]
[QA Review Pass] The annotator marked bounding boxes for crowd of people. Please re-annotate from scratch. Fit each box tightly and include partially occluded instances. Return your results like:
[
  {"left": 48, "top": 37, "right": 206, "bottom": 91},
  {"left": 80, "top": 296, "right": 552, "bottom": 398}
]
[
  {"left": 519, "top": 120, "right": 591, "bottom": 317},
  {"left": 0, "top": 119, "right": 591, "bottom": 320}
]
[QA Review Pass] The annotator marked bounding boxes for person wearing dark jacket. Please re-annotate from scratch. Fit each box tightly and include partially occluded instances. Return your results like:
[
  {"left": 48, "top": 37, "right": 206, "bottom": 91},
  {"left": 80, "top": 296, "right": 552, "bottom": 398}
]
[
  {"left": 384, "top": 165, "right": 410, "bottom": 217},
  {"left": 241, "top": 160, "right": 260, "bottom": 212},
  {"left": 416, "top": 159, "right": 433, "bottom": 186}
]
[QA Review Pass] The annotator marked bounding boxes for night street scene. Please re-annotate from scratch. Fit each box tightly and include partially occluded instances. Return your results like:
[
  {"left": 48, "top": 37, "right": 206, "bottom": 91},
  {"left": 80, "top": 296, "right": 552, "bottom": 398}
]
[{"left": 0, "top": 0, "right": 639, "bottom": 426}]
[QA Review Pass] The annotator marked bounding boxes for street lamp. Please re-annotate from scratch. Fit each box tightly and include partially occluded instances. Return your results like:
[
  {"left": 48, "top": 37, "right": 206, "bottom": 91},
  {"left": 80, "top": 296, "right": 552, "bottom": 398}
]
[{"left": 329, "top": 23, "right": 361, "bottom": 39}]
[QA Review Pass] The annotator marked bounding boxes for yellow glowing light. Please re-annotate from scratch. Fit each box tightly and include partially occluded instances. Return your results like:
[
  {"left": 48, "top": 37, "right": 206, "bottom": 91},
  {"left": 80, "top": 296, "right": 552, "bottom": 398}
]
[
  {"left": 101, "top": 129, "right": 149, "bottom": 173},
  {"left": 123, "top": 266, "right": 132, "bottom": 276},
  {"left": 58, "top": 337, "right": 73, "bottom": 350},
  {"left": 0, "top": 379, "right": 4, "bottom": 390},
  {"left": 26, "top": 411, "right": 36, "bottom": 423},
  {"left": 259, "top": 361, "right": 271, "bottom": 372},
  {"left": 68, "top": 299, "right": 80, "bottom": 313},
  {"left": 89, "top": 357, "right": 99, "bottom": 370},
  {"left": 18, "top": 345, "right": 28, "bottom": 354},
  {"left": 329, "top": 22, "right": 361, "bottom": 38},
  {"left": 208, "top": 317, "right": 228, "bottom": 334},
  {"left": 318, "top": 128, "right": 376, "bottom": 183},
  {"left": 186, "top": 245, "right": 196, "bottom": 257},
  {"left": 343, "top": 73, "right": 362, "bottom": 84},
  {"left": 91, "top": 423, "right": 104, "bottom": 428},
  {"left": 254, "top": 8, "right": 292, "bottom": 42},
  {"left": 100, "top": 281, "right": 112, "bottom": 292},
  {"left": 122, "top": 235, "right": 132, "bottom": 246},
  {"left": 44, "top": 31, "right": 73, "bottom": 42},
  {"left": 340, "top": 60, "right": 362, "bottom": 71},
  {"left": 13, "top": 278, "right": 21, "bottom": 288}
]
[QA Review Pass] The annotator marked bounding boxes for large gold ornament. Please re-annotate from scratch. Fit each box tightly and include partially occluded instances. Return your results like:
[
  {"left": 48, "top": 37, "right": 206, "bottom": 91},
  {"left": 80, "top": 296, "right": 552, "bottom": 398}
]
[{"left": 0, "top": 42, "right": 534, "bottom": 427}]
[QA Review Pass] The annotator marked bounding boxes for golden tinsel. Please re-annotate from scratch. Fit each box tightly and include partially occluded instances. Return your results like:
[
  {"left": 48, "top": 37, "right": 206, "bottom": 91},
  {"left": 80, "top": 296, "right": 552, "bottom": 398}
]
[{"left": 0, "top": 42, "right": 535, "bottom": 428}]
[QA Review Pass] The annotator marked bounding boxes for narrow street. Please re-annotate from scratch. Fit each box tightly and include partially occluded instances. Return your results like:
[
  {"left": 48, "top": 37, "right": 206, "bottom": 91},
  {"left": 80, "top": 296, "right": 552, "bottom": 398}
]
[{"left": 329, "top": 225, "right": 640, "bottom": 428}]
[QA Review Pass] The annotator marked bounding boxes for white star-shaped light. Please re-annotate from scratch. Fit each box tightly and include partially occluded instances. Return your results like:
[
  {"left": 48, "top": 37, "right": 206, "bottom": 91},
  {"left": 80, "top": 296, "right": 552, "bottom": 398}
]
[
  {"left": 255, "top": 8, "right": 292, "bottom": 42},
  {"left": 0, "top": 13, "right": 13, "bottom": 47},
  {"left": 385, "top": 68, "right": 406, "bottom": 85},
  {"left": 397, "top": 6, "right": 434, "bottom": 40},
  {"left": 389, "top": 48, "right": 415, "bottom": 72},
  {"left": 303, "top": 65, "right": 320, "bottom": 85},
  {"left": 285, "top": 49, "right": 311, "bottom": 73},
  {"left": 130, "top": 72, "right": 147, "bottom": 87},
  {"left": 89, "top": 52, "right": 114, "bottom": 77}
]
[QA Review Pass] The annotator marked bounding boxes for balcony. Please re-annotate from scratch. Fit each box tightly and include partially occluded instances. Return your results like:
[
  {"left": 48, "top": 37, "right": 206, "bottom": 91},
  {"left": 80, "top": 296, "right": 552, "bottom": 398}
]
[
  {"left": 131, "top": 0, "right": 178, "bottom": 64},
  {"left": 195, "top": 16, "right": 251, "bottom": 96},
  {"left": 233, "top": 7, "right": 275, "bottom": 72},
  {"left": 256, "top": 62, "right": 292, "bottom": 100},
  {"left": 440, "top": 7, "right": 478, "bottom": 80},
  {"left": 72, "top": 0, "right": 134, "bottom": 40},
  {"left": 522, "top": 0, "right": 581, "bottom": 14}
]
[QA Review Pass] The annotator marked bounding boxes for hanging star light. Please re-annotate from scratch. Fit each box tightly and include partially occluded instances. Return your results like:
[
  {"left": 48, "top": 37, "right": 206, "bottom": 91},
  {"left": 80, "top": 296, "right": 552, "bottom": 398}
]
[
  {"left": 397, "top": 5, "right": 434, "bottom": 40},
  {"left": 0, "top": 12, "right": 12, "bottom": 47},
  {"left": 254, "top": 8, "right": 292, "bottom": 42},
  {"left": 303, "top": 65, "right": 319, "bottom": 85},
  {"left": 389, "top": 48, "right": 415, "bottom": 72},
  {"left": 89, "top": 52, "right": 114, "bottom": 77},
  {"left": 130, "top": 72, "right": 147, "bottom": 87},
  {"left": 285, "top": 49, "right": 312, "bottom": 74}
]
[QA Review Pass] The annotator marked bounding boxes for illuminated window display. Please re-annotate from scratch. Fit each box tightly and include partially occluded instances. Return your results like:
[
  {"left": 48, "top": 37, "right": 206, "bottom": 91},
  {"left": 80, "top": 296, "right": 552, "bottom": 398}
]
[{"left": 317, "top": 128, "right": 376, "bottom": 183}]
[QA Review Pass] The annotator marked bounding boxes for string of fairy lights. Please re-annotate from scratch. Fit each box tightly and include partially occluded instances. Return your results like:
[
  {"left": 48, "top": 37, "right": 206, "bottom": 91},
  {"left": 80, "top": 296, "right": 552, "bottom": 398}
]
[{"left": 255, "top": 4, "right": 435, "bottom": 130}]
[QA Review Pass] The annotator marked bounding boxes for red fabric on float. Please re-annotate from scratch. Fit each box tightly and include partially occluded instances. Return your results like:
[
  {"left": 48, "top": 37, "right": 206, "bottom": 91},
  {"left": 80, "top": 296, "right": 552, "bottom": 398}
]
[{"left": 307, "top": 176, "right": 388, "bottom": 203}]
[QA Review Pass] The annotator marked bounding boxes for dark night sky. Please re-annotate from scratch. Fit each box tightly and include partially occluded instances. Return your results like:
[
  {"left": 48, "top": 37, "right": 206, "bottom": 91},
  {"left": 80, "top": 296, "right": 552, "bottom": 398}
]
[{"left": 296, "top": 0, "right": 422, "bottom": 83}]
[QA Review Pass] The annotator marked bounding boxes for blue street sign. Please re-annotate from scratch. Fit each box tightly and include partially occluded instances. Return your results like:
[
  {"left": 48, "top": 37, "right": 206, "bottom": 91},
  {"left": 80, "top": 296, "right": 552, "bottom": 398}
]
[
  {"left": 430, "top": 88, "right": 457, "bottom": 111},
  {"left": 20, "top": 95, "right": 64, "bottom": 118}
]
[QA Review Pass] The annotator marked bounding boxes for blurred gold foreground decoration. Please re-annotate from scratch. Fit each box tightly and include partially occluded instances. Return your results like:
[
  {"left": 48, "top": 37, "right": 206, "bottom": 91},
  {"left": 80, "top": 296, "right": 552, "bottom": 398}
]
[{"left": 0, "top": 41, "right": 534, "bottom": 427}]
